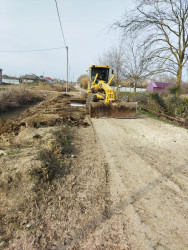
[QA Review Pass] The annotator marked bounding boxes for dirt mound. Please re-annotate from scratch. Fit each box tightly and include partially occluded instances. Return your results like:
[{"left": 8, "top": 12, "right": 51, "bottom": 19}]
[{"left": 0, "top": 93, "right": 88, "bottom": 136}]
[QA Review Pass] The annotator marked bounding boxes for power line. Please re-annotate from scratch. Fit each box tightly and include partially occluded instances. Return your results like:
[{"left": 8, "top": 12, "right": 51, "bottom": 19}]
[
  {"left": 54, "top": 0, "right": 69, "bottom": 93},
  {"left": 54, "top": 0, "right": 67, "bottom": 47},
  {"left": 0, "top": 46, "right": 66, "bottom": 53}
]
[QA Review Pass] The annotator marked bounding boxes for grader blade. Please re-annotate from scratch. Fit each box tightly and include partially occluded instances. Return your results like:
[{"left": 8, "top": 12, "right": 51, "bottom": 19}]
[{"left": 89, "top": 102, "right": 137, "bottom": 118}]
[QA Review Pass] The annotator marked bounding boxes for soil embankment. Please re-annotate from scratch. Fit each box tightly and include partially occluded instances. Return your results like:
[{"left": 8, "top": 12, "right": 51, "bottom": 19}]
[{"left": 0, "top": 90, "right": 90, "bottom": 249}]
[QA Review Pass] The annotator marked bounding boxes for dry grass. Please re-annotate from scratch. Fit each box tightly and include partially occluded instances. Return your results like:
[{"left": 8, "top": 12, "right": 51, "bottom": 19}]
[
  {"left": 36, "top": 82, "right": 66, "bottom": 91},
  {"left": 0, "top": 86, "right": 40, "bottom": 111},
  {"left": 36, "top": 82, "right": 76, "bottom": 92},
  {"left": 182, "top": 83, "right": 188, "bottom": 94}
]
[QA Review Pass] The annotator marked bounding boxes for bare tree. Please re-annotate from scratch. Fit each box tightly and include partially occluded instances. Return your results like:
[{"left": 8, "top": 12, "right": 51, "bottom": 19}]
[
  {"left": 99, "top": 46, "right": 124, "bottom": 91},
  {"left": 152, "top": 73, "right": 177, "bottom": 83},
  {"left": 123, "top": 34, "right": 164, "bottom": 96},
  {"left": 114, "top": 0, "right": 188, "bottom": 87}
]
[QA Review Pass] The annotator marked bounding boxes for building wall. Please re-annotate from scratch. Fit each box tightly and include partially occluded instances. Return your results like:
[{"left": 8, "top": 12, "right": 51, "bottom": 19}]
[
  {"left": 147, "top": 82, "right": 174, "bottom": 92},
  {"left": 147, "top": 82, "right": 154, "bottom": 92},
  {"left": 22, "top": 79, "right": 35, "bottom": 83},
  {"left": 2, "top": 78, "right": 19, "bottom": 84},
  {"left": 154, "top": 87, "right": 163, "bottom": 92}
]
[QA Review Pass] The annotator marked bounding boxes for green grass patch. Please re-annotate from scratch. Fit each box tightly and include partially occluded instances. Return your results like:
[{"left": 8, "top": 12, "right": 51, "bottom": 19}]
[
  {"left": 8, "top": 149, "right": 22, "bottom": 156},
  {"left": 54, "top": 126, "right": 73, "bottom": 155},
  {"left": 23, "top": 82, "right": 39, "bottom": 87},
  {"left": 118, "top": 91, "right": 132, "bottom": 95},
  {"left": 139, "top": 108, "right": 175, "bottom": 126}
]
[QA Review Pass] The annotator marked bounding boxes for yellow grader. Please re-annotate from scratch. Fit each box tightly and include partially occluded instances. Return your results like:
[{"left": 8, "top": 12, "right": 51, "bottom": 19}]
[{"left": 86, "top": 65, "right": 137, "bottom": 118}]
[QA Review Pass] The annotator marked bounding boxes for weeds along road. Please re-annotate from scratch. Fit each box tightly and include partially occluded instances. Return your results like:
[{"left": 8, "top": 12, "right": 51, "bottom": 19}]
[{"left": 89, "top": 117, "right": 188, "bottom": 249}]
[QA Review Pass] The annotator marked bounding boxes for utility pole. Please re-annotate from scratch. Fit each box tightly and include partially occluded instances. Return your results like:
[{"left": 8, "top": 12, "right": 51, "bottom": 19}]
[
  {"left": 69, "top": 66, "right": 71, "bottom": 83},
  {"left": 0, "top": 69, "right": 2, "bottom": 84},
  {"left": 66, "top": 46, "right": 69, "bottom": 93}
]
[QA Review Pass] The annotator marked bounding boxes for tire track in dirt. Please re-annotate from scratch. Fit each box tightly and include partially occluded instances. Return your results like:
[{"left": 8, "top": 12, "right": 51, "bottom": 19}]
[
  {"left": 91, "top": 117, "right": 188, "bottom": 250},
  {"left": 76, "top": 118, "right": 129, "bottom": 249},
  {"left": 108, "top": 118, "right": 188, "bottom": 199}
]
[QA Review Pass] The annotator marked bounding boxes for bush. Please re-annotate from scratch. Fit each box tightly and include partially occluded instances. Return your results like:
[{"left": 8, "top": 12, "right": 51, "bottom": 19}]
[
  {"left": 167, "top": 96, "right": 184, "bottom": 116},
  {"left": 145, "top": 87, "right": 188, "bottom": 121},
  {"left": 133, "top": 93, "right": 148, "bottom": 105},
  {"left": 166, "top": 86, "right": 188, "bottom": 117},
  {"left": 168, "top": 85, "right": 182, "bottom": 96},
  {"left": 149, "top": 92, "right": 167, "bottom": 112},
  {"left": 54, "top": 126, "right": 73, "bottom": 155}
]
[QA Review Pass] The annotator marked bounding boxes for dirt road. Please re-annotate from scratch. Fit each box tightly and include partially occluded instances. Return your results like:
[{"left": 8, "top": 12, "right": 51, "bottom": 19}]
[{"left": 87, "top": 117, "right": 188, "bottom": 249}]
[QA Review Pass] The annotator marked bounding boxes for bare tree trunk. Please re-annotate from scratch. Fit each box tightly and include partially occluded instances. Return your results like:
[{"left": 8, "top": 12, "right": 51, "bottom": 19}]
[
  {"left": 116, "top": 80, "right": 119, "bottom": 93},
  {"left": 177, "top": 66, "right": 182, "bottom": 87},
  {"left": 133, "top": 83, "right": 136, "bottom": 98},
  {"left": 116, "top": 71, "right": 119, "bottom": 93},
  {"left": 133, "top": 78, "right": 138, "bottom": 99}
]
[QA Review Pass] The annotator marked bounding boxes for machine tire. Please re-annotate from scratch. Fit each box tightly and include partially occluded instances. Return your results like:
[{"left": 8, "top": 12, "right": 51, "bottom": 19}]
[{"left": 86, "top": 94, "right": 97, "bottom": 111}]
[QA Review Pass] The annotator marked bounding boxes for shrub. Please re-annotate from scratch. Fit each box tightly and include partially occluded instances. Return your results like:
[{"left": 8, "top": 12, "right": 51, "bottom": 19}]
[
  {"left": 168, "top": 85, "right": 182, "bottom": 96},
  {"left": 149, "top": 92, "right": 167, "bottom": 112},
  {"left": 53, "top": 126, "right": 73, "bottom": 155},
  {"left": 133, "top": 93, "right": 148, "bottom": 105}
]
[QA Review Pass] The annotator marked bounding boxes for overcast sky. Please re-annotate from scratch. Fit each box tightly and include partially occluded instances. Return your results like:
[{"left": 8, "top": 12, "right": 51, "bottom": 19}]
[{"left": 0, "top": 0, "right": 135, "bottom": 81}]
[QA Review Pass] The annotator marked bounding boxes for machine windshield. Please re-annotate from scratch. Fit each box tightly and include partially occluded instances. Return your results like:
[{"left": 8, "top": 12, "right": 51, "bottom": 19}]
[{"left": 91, "top": 68, "right": 109, "bottom": 83}]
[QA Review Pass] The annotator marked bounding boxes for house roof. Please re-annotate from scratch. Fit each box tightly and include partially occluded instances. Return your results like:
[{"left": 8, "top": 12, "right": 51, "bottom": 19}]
[
  {"left": 150, "top": 81, "right": 175, "bottom": 88},
  {"left": 20, "top": 74, "right": 39, "bottom": 80},
  {"left": 45, "top": 77, "right": 53, "bottom": 81},
  {"left": 2, "top": 74, "right": 9, "bottom": 78}
]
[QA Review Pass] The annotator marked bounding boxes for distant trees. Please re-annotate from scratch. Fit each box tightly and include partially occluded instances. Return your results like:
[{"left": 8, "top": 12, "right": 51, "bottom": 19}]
[
  {"left": 77, "top": 74, "right": 89, "bottom": 89},
  {"left": 114, "top": 0, "right": 188, "bottom": 87},
  {"left": 152, "top": 73, "right": 177, "bottom": 83},
  {"left": 99, "top": 46, "right": 124, "bottom": 91},
  {"left": 77, "top": 74, "right": 88, "bottom": 85},
  {"left": 99, "top": 33, "right": 164, "bottom": 94},
  {"left": 121, "top": 34, "right": 164, "bottom": 95}
]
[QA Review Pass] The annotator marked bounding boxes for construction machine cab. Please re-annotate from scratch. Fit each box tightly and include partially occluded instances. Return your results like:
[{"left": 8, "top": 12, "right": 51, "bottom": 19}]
[{"left": 89, "top": 65, "right": 110, "bottom": 86}]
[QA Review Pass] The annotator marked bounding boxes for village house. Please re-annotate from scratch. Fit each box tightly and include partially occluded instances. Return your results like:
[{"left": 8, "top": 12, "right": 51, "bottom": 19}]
[
  {"left": 45, "top": 77, "right": 54, "bottom": 84},
  {"left": 1, "top": 72, "right": 19, "bottom": 84},
  {"left": 147, "top": 81, "right": 175, "bottom": 92},
  {"left": 19, "top": 73, "right": 40, "bottom": 83}
]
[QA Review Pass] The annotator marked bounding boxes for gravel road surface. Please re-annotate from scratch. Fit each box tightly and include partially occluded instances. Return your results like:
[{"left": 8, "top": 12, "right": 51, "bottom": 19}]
[{"left": 88, "top": 117, "right": 188, "bottom": 249}]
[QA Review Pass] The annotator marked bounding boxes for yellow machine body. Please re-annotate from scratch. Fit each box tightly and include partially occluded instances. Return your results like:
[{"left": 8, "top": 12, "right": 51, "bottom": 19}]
[
  {"left": 88, "top": 65, "right": 115, "bottom": 103},
  {"left": 87, "top": 65, "right": 137, "bottom": 118}
]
